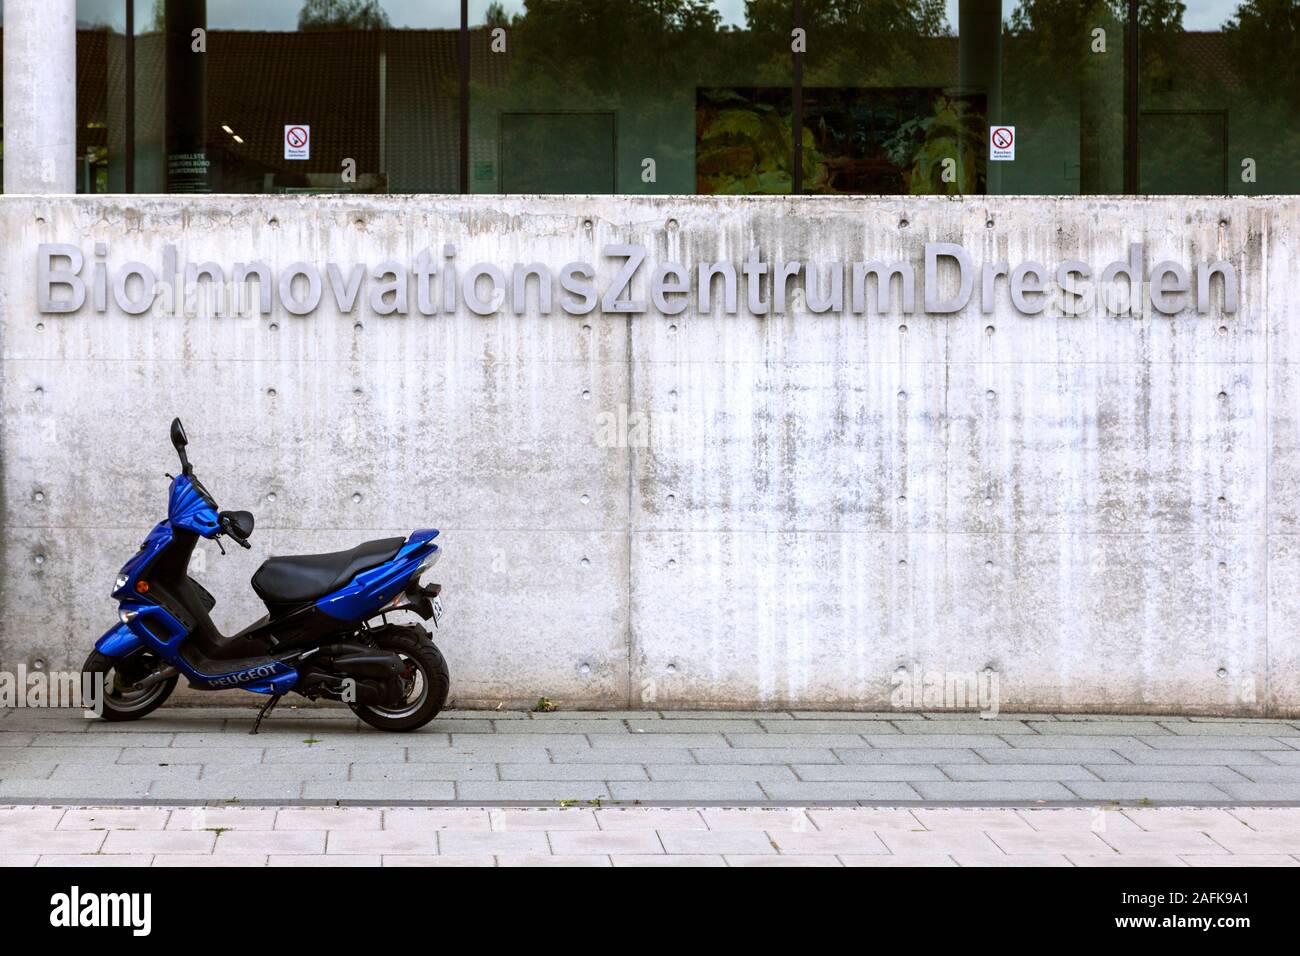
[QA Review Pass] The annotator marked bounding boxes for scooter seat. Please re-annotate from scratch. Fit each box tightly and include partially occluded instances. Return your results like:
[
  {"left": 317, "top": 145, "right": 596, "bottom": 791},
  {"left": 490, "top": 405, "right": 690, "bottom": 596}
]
[{"left": 251, "top": 537, "right": 407, "bottom": 605}]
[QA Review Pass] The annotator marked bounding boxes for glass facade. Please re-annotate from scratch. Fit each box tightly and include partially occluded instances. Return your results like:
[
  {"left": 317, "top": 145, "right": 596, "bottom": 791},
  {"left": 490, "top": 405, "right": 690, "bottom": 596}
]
[
  {"left": 469, "top": 1, "right": 794, "bottom": 194},
  {"left": 46, "top": 0, "right": 1300, "bottom": 195},
  {"left": 1139, "top": 0, "right": 1299, "bottom": 194}
]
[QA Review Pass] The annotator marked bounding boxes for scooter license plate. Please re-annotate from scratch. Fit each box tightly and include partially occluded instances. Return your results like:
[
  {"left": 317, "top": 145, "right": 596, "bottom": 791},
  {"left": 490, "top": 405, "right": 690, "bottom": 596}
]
[{"left": 430, "top": 595, "right": 444, "bottom": 627}]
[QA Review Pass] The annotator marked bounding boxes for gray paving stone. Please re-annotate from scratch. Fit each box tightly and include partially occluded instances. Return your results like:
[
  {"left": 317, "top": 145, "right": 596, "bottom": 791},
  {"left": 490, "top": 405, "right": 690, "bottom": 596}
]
[
  {"left": 168, "top": 734, "right": 322, "bottom": 749},
  {"left": 725, "top": 733, "right": 868, "bottom": 749},
  {"left": 974, "top": 748, "right": 1131, "bottom": 765},
  {"left": 455, "top": 782, "right": 610, "bottom": 802},
  {"left": 790, "top": 711, "right": 916, "bottom": 720},
  {"left": 759, "top": 781, "right": 921, "bottom": 802},
  {"left": 645, "top": 765, "right": 798, "bottom": 782},
  {"left": 758, "top": 720, "right": 898, "bottom": 734},
  {"left": 12, "top": 747, "right": 125, "bottom": 764},
  {"left": 1136, "top": 735, "right": 1298, "bottom": 751},
  {"left": 591, "top": 734, "right": 729, "bottom": 749},
  {"left": 1025, "top": 721, "right": 1171, "bottom": 736},
  {"left": 625, "top": 720, "right": 762, "bottom": 734},
  {"left": 791, "top": 764, "right": 947, "bottom": 782},
  {"left": 301, "top": 782, "right": 457, "bottom": 800},
  {"left": 1160, "top": 721, "right": 1298, "bottom": 736},
  {"left": 71, "top": 764, "right": 200, "bottom": 782},
  {"left": 1063, "top": 782, "right": 1233, "bottom": 801},
  {"left": 8, "top": 707, "right": 1299, "bottom": 808},
  {"left": 607, "top": 781, "right": 766, "bottom": 801},
  {"left": 2, "top": 779, "right": 157, "bottom": 799},
  {"left": 835, "top": 747, "right": 982, "bottom": 764},
  {"left": 151, "top": 779, "right": 308, "bottom": 800},
  {"left": 897, "top": 721, "right": 1036, "bottom": 735},
  {"left": 498, "top": 764, "right": 648, "bottom": 781},
  {"left": 260, "top": 745, "right": 407, "bottom": 763},
  {"left": 453, "top": 733, "right": 593, "bottom": 749},
  {"left": 1055, "top": 714, "right": 1188, "bottom": 722},
  {"left": 1115, "top": 748, "right": 1274, "bottom": 765},
  {"left": 117, "top": 747, "right": 264, "bottom": 766},
  {"left": 661, "top": 711, "right": 791, "bottom": 720},
  {"left": 528, "top": 711, "right": 647, "bottom": 720},
  {"left": 692, "top": 748, "right": 839, "bottom": 765},
  {"left": 482, "top": 721, "right": 632, "bottom": 735},
  {"left": 200, "top": 764, "right": 348, "bottom": 781},
  {"left": 939, "top": 764, "right": 1100, "bottom": 781},
  {"left": 349, "top": 764, "right": 499, "bottom": 781},
  {"left": 0, "top": 761, "right": 56, "bottom": 778},
  {"left": 1226, "top": 765, "right": 1300, "bottom": 782},
  {"left": 1084, "top": 765, "right": 1252, "bottom": 782},
  {"left": 418, "top": 719, "right": 495, "bottom": 734},
  {"left": 547, "top": 746, "right": 697, "bottom": 764},
  {"left": 941, "top": 712, "right": 1063, "bottom": 721},
  {"left": 1213, "top": 782, "right": 1300, "bottom": 801},
  {"left": 863, "top": 734, "right": 1010, "bottom": 749},
  {"left": 1006, "top": 735, "right": 1158, "bottom": 750},
  {"left": 405, "top": 747, "right": 554, "bottom": 763},
  {"left": 911, "top": 782, "right": 1078, "bottom": 801}
]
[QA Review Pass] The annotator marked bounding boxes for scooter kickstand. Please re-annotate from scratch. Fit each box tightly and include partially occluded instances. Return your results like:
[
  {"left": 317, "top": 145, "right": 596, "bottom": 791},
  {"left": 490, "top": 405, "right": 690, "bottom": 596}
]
[{"left": 249, "top": 694, "right": 283, "bottom": 735}]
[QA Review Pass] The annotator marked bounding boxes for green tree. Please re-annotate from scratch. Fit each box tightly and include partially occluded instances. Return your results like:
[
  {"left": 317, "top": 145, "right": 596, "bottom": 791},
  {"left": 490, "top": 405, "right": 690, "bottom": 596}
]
[
  {"left": 298, "top": 0, "right": 391, "bottom": 31},
  {"left": 1223, "top": 0, "right": 1300, "bottom": 111}
]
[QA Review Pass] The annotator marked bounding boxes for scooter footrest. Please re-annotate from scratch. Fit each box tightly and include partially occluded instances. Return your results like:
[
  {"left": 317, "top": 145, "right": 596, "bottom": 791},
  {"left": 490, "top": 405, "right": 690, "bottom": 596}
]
[{"left": 180, "top": 643, "right": 283, "bottom": 678}]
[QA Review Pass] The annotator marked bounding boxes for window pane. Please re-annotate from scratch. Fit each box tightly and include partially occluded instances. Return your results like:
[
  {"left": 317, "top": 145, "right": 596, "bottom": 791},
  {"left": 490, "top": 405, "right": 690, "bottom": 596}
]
[
  {"left": 801, "top": 1, "right": 1128, "bottom": 195},
  {"left": 1140, "top": 0, "right": 1300, "bottom": 194},
  {"left": 469, "top": 1, "right": 796, "bottom": 195},
  {"left": 76, "top": 0, "right": 134, "bottom": 194},
  {"left": 82, "top": 0, "right": 462, "bottom": 194}
]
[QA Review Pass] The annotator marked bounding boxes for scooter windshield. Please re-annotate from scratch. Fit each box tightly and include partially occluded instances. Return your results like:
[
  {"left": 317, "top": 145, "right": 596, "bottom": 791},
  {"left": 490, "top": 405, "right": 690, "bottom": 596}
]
[{"left": 169, "top": 473, "right": 220, "bottom": 537}]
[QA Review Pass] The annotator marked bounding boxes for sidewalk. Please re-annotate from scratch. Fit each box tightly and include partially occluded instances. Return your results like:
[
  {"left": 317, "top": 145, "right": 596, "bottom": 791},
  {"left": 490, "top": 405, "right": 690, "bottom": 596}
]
[
  {"left": 5, "top": 805, "right": 1300, "bottom": 867},
  {"left": 3, "top": 707, "right": 1299, "bottom": 805}
]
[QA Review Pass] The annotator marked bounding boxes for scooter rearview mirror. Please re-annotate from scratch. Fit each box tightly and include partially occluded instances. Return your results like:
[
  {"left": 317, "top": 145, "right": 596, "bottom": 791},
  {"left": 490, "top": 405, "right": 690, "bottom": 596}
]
[{"left": 170, "top": 418, "right": 192, "bottom": 474}]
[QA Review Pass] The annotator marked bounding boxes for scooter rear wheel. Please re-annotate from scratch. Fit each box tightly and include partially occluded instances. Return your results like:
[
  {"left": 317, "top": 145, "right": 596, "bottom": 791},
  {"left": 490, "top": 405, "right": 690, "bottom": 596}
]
[
  {"left": 350, "top": 626, "right": 449, "bottom": 732},
  {"left": 82, "top": 650, "right": 178, "bottom": 721}
]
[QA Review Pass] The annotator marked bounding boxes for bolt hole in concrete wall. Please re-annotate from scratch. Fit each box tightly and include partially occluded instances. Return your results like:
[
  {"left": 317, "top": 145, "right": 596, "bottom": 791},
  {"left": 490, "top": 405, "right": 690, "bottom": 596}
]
[{"left": 1, "top": 196, "right": 1295, "bottom": 714}]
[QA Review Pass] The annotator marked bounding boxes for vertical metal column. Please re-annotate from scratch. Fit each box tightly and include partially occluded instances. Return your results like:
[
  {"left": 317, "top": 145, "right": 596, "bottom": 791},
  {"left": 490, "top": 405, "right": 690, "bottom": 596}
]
[
  {"left": 1124, "top": 0, "right": 1140, "bottom": 194},
  {"left": 792, "top": 0, "right": 803, "bottom": 194},
  {"left": 164, "top": 0, "right": 210, "bottom": 193}
]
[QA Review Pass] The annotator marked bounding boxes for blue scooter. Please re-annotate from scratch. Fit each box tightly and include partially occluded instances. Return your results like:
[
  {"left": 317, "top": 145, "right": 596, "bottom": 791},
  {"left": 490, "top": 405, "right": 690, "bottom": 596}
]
[{"left": 86, "top": 419, "right": 449, "bottom": 733}]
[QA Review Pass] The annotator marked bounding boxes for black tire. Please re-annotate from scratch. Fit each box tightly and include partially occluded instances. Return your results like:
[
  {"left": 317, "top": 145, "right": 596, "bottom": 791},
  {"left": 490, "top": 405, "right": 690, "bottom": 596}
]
[
  {"left": 82, "top": 649, "right": 178, "bottom": 721},
  {"left": 349, "top": 625, "right": 449, "bottom": 732}
]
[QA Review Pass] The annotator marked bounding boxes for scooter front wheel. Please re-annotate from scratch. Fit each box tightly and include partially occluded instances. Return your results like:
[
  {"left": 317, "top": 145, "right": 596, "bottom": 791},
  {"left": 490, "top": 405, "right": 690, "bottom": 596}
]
[
  {"left": 350, "top": 626, "right": 449, "bottom": 732},
  {"left": 82, "top": 650, "right": 178, "bottom": 721}
]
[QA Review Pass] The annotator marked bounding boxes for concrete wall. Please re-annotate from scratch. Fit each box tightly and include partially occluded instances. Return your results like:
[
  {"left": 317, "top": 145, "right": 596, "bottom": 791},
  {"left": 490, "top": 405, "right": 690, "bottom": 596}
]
[
  {"left": 0, "top": 194, "right": 1296, "bottom": 715},
  {"left": 2, "top": 0, "right": 77, "bottom": 195}
]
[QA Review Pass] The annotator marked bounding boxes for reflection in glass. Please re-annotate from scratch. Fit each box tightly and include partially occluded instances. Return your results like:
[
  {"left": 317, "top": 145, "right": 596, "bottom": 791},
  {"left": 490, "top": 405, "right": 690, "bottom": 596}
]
[
  {"left": 1141, "top": 0, "right": 1300, "bottom": 194},
  {"left": 470, "top": 1, "right": 795, "bottom": 195}
]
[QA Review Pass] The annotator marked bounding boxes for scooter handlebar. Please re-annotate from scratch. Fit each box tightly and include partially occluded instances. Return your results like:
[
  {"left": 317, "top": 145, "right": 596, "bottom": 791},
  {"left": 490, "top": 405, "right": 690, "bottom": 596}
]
[{"left": 218, "top": 511, "right": 254, "bottom": 549}]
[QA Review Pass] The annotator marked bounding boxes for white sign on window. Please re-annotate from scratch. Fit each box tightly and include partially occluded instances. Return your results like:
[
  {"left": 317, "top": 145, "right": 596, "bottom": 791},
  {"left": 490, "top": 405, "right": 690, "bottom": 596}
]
[
  {"left": 284, "top": 125, "right": 310, "bottom": 161},
  {"left": 989, "top": 126, "right": 1015, "bottom": 162}
]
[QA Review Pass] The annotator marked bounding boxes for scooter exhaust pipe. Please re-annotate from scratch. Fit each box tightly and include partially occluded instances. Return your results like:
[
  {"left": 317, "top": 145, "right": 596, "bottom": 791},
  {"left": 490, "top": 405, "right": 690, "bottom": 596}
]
[{"left": 133, "top": 665, "right": 179, "bottom": 690}]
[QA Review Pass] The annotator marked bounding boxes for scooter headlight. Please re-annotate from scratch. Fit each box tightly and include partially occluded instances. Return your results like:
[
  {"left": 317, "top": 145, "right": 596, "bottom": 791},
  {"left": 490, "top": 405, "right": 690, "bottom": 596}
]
[
  {"left": 114, "top": 573, "right": 128, "bottom": 594},
  {"left": 118, "top": 608, "right": 139, "bottom": 623}
]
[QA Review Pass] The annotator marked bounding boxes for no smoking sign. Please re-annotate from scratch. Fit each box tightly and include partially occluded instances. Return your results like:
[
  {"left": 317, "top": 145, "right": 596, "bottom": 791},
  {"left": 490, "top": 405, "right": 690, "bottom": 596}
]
[
  {"left": 989, "top": 125, "right": 1015, "bottom": 162},
  {"left": 284, "top": 125, "right": 310, "bottom": 160}
]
